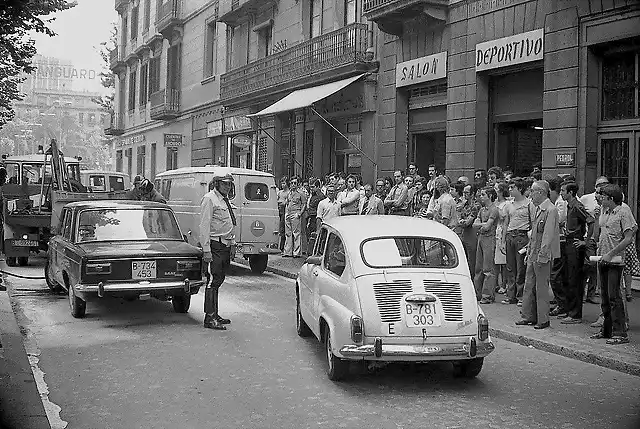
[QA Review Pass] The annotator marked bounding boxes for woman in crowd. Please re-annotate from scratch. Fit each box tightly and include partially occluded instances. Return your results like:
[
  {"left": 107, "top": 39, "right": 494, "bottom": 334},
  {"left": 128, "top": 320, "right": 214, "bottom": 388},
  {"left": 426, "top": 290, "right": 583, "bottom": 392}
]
[{"left": 494, "top": 181, "right": 510, "bottom": 294}]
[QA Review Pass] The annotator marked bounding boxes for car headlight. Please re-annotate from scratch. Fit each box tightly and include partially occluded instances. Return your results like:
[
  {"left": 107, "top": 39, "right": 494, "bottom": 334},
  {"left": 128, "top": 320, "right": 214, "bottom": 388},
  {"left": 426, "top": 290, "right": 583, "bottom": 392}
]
[{"left": 86, "top": 262, "right": 111, "bottom": 275}]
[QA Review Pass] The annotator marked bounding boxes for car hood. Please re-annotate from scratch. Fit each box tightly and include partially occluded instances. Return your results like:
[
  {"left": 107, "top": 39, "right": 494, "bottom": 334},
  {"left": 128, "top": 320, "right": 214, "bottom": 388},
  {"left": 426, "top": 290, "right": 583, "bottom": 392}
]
[{"left": 77, "top": 240, "right": 202, "bottom": 258}]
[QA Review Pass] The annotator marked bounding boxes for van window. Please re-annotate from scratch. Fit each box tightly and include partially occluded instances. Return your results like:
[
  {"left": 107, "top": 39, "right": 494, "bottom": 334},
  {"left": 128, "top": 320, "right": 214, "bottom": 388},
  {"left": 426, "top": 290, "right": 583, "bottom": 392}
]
[
  {"left": 109, "top": 175, "right": 125, "bottom": 191},
  {"left": 89, "top": 175, "right": 106, "bottom": 191},
  {"left": 167, "top": 177, "right": 198, "bottom": 202},
  {"left": 245, "top": 182, "right": 269, "bottom": 201}
]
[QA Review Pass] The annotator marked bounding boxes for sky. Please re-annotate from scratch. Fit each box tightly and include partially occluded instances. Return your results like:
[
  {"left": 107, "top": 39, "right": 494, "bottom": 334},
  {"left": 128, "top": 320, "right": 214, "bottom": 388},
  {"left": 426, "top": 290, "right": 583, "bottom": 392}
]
[{"left": 29, "top": 0, "right": 118, "bottom": 94}]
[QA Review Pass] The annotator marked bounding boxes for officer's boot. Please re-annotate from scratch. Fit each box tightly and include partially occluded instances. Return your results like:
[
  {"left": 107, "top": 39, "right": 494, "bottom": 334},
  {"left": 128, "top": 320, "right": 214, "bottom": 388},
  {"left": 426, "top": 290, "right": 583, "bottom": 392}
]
[
  {"left": 213, "top": 288, "right": 231, "bottom": 325},
  {"left": 203, "top": 288, "right": 225, "bottom": 330}
]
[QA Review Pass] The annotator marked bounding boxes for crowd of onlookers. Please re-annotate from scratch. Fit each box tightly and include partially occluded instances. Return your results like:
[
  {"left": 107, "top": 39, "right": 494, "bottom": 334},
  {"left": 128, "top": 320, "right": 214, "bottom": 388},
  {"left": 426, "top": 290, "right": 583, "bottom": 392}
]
[{"left": 276, "top": 164, "right": 635, "bottom": 345}]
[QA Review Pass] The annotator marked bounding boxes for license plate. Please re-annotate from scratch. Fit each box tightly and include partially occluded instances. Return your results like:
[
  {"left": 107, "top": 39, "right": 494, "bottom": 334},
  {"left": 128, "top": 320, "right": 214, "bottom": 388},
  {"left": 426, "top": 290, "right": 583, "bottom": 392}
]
[
  {"left": 12, "top": 239, "right": 38, "bottom": 247},
  {"left": 132, "top": 261, "right": 156, "bottom": 280},
  {"left": 404, "top": 303, "right": 441, "bottom": 328}
]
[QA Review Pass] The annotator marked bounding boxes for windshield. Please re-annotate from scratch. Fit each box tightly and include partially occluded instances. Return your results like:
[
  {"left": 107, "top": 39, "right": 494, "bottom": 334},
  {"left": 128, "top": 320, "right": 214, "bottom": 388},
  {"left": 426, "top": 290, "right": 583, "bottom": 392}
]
[
  {"left": 361, "top": 237, "right": 458, "bottom": 269},
  {"left": 76, "top": 208, "right": 182, "bottom": 243}
]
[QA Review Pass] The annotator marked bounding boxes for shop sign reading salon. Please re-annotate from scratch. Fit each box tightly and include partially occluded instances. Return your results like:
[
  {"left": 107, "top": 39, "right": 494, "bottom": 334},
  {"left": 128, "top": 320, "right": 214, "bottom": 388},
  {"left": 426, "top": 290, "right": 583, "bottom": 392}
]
[
  {"left": 396, "top": 52, "right": 448, "bottom": 88},
  {"left": 476, "top": 29, "right": 543, "bottom": 72}
]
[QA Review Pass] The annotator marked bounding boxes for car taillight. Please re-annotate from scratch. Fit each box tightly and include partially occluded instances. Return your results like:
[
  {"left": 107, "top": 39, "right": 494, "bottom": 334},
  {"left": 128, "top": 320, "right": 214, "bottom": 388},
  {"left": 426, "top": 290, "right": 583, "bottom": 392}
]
[
  {"left": 350, "top": 315, "right": 363, "bottom": 343},
  {"left": 176, "top": 260, "right": 200, "bottom": 272},
  {"left": 478, "top": 314, "right": 489, "bottom": 341},
  {"left": 86, "top": 262, "right": 111, "bottom": 275}
]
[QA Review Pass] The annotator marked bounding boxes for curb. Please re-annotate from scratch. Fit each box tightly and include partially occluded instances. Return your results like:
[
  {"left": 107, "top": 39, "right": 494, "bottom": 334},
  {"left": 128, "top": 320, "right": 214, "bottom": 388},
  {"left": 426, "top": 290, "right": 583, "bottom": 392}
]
[{"left": 237, "top": 258, "right": 640, "bottom": 378}]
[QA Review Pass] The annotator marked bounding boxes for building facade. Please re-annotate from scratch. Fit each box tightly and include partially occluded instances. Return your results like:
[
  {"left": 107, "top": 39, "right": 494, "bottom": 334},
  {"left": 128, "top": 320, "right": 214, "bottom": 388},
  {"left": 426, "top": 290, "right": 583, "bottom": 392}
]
[{"left": 367, "top": 0, "right": 640, "bottom": 217}]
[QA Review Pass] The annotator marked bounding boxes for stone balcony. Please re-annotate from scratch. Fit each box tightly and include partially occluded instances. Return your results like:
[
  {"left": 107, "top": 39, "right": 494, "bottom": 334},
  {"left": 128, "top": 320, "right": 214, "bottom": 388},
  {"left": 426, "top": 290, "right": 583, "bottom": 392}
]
[
  {"left": 217, "top": 0, "right": 278, "bottom": 26},
  {"left": 155, "top": 0, "right": 183, "bottom": 38},
  {"left": 220, "top": 23, "right": 376, "bottom": 105},
  {"left": 104, "top": 111, "right": 125, "bottom": 136},
  {"left": 363, "top": 0, "right": 448, "bottom": 35},
  {"left": 150, "top": 89, "right": 181, "bottom": 120},
  {"left": 115, "top": 0, "right": 129, "bottom": 13},
  {"left": 109, "top": 47, "right": 126, "bottom": 73}
]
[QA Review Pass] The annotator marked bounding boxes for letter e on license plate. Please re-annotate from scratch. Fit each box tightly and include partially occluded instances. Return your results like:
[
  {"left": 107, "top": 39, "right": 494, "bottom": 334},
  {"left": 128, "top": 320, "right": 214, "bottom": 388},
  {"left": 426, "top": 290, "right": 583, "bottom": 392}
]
[
  {"left": 404, "top": 303, "right": 441, "bottom": 328},
  {"left": 132, "top": 260, "right": 157, "bottom": 280}
]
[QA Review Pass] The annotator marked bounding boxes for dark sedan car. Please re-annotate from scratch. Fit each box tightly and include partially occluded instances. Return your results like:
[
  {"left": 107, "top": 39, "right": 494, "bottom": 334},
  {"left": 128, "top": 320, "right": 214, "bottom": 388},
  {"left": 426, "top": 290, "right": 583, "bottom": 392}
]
[{"left": 45, "top": 201, "right": 204, "bottom": 318}]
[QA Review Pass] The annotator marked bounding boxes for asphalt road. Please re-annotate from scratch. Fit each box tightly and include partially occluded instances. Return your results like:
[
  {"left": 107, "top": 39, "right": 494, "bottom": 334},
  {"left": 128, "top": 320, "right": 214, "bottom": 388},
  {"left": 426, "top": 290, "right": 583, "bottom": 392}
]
[{"left": 5, "top": 257, "right": 640, "bottom": 429}]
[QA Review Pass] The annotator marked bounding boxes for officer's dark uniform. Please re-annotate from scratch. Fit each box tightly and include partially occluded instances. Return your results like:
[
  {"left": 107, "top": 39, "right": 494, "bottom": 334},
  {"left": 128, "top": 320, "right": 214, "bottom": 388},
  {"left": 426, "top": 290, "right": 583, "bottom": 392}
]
[{"left": 199, "top": 172, "right": 236, "bottom": 330}]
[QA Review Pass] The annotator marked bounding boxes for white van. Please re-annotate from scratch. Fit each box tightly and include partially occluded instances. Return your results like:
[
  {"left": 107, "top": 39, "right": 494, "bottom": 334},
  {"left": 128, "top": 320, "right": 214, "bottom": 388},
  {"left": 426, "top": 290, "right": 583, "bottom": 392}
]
[
  {"left": 154, "top": 166, "right": 280, "bottom": 274},
  {"left": 80, "top": 170, "right": 130, "bottom": 192}
]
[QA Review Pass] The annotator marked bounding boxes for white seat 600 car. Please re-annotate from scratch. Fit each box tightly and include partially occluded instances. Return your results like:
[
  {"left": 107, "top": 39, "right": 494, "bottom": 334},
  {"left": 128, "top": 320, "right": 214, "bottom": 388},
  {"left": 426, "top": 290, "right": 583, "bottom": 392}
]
[{"left": 296, "top": 216, "right": 495, "bottom": 381}]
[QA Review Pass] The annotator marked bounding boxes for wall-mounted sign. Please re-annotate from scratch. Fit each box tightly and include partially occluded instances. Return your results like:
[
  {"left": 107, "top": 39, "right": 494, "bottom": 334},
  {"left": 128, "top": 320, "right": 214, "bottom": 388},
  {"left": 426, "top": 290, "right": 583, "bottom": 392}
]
[
  {"left": 396, "top": 51, "right": 448, "bottom": 88},
  {"left": 232, "top": 134, "right": 252, "bottom": 149},
  {"left": 117, "top": 134, "right": 146, "bottom": 147},
  {"left": 224, "top": 115, "right": 252, "bottom": 133},
  {"left": 207, "top": 120, "right": 223, "bottom": 138},
  {"left": 555, "top": 152, "right": 575, "bottom": 167},
  {"left": 475, "top": 28, "right": 544, "bottom": 72},
  {"left": 164, "top": 133, "right": 183, "bottom": 147}
]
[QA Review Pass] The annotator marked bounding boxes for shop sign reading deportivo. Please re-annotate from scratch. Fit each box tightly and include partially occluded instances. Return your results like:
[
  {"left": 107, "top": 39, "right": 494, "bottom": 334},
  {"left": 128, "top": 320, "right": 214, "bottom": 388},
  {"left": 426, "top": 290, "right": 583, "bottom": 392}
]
[
  {"left": 396, "top": 52, "right": 447, "bottom": 88},
  {"left": 475, "top": 29, "right": 543, "bottom": 72}
]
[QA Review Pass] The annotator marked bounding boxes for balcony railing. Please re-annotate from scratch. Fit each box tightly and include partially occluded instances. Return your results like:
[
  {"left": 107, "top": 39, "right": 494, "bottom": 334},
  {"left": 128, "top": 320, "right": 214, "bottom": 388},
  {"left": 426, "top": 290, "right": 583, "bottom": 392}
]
[
  {"left": 363, "top": 0, "right": 448, "bottom": 35},
  {"left": 363, "top": 0, "right": 393, "bottom": 13},
  {"left": 109, "top": 47, "right": 126, "bottom": 71},
  {"left": 221, "top": 23, "right": 370, "bottom": 102},
  {"left": 150, "top": 89, "right": 180, "bottom": 120},
  {"left": 104, "top": 111, "right": 124, "bottom": 136},
  {"left": 156, "top": 0, "right": 182, "bottom": 36}
]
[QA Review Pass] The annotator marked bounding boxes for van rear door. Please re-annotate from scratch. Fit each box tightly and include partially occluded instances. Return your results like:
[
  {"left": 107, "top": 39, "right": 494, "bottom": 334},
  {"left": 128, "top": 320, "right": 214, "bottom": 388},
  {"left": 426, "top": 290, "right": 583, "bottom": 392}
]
[{"left": 236, "top": 175, "right": 278, "bottom": 249}]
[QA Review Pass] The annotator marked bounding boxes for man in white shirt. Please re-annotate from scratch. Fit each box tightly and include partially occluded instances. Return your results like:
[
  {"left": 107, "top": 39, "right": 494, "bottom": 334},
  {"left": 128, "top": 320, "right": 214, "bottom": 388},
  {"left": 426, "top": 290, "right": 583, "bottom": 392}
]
[
  {"left": 316, "top": 185, "right": 341, "bottom": 229},
  {"left": 580, "top": 176, "right": 609, "bottom": 218},
  {"left": 338, "top": 175, "right": 361, "bottom": 216},
  {"left": 580, "top": 176, "right": 609, "bottom": 306}
]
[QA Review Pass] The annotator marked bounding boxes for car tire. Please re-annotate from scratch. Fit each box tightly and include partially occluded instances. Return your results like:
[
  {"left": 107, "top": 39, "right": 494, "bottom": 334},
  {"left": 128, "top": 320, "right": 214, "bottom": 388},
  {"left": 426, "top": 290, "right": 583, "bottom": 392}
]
[
  {"left": 69, "top": 284, "right": 86, "bottom": 319},
  {"left": 249, "top": 255, "right": 268, "bottom": 274},
  {"left": 18, "top": 257, "right": 28, "bottom": 267},
  {"left": 5, "top": 257, "right": 17, "bottom": 267},
  {"left": 452, "top": 357, "right": 484, "bottom": 378},
  {"left": 44, "top": 260, "right": 62, "bottom": 293},
  {"left": 296, "top": 297, "right": 312, "bottom": 338},
  {"left": 172, "top": 294, "right": 191, "bottom": 313},
  {"left": 325, "top": 330, "right": 348, "bottom": 381}
]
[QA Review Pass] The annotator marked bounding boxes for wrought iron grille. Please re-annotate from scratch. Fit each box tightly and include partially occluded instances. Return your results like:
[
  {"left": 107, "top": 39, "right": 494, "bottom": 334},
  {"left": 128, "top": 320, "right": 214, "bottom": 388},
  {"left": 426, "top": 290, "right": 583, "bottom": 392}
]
[
  {"left": 601, "top": 52, "right": 638, "bottom": 121},
  {"left": 221, "top": 23, "right": 369, "bottom": 101},
  {"left": 600, "top": 137, "right": 629, "bottom": 196},
  {"left": 258, "top": 137, "right": 268, "bottom": 172}
]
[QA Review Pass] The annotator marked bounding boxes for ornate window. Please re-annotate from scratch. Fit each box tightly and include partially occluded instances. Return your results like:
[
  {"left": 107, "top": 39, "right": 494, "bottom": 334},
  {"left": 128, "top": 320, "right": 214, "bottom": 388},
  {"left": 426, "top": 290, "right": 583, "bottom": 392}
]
[{"left": 601, "top": 50, "right": 639, "bottom": 121}]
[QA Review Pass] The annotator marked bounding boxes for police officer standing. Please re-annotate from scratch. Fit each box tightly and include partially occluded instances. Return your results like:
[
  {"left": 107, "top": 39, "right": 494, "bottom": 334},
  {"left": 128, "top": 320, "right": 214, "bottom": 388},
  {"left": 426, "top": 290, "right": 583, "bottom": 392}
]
[{"left": 199, "top": 171, "right": 236, "bottom": 330}]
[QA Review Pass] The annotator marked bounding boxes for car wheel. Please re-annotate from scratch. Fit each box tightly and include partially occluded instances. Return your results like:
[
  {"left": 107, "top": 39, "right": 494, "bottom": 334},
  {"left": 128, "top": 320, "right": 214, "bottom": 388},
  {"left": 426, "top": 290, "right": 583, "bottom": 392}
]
[
  {"left": 325, "top": 330, "right": 348, "bottom": 381},
  {"left": 18, "top": 257, "right": 29, "bottom": 267},
  {"left": 296, "top": 297, "right": 312, "bottom": 338},
  {"left": 5, "top": 257, "right": 17, "bottom": 267},
  {"left": 44, "top": 260, "right": 62, "bottom": 293},
  {"left": 69, "top": 284, "right": 86, "bottom": 319},
  {"left": 249, "top": 255, "right": 268, "bottom": 274},
  {"left": 172, "top": 294, "right": 191, "bottom": 313},
  {"left": 452, "top": 357, "right": 484, "bottom": 378}
]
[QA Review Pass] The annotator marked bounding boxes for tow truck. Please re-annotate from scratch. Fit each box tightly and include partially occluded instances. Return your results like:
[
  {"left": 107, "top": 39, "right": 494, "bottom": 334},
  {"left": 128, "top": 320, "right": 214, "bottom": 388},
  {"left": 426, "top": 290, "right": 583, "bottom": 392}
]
[{"left": 1, "top": 140, "right": 126, "bottom": 266}]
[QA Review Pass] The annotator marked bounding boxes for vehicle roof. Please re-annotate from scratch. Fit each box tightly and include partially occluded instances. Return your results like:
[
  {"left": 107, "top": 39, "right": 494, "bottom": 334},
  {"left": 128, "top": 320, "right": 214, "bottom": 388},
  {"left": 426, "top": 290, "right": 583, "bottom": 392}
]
[
  {"left": 3, "top": 154, "right": 80, "bottom": 163},
  {"left": 323, "top": 216, "right": 467, "bottom": 276},
  {"left": 80, "top": 170, "right": 129, "bottom": 175},
  {"left": 65, "top": 200, "right": 170, "bottom": 210},
  {"left": 155, "top": 166, "right": 274, "bottom": 179}
]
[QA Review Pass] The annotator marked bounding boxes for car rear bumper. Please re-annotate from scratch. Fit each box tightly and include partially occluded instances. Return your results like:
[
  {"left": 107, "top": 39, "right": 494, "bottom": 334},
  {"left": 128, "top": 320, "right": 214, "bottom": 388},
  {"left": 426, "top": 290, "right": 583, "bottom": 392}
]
[
  {"left": 339, "top": 336, "right": 494, "bottom": 361},
  {"left": 236, "top": 242, "right": 280, "bottom": 255},
  {"left": 74, "top": 279, "right": 203, "bottom": 298}
]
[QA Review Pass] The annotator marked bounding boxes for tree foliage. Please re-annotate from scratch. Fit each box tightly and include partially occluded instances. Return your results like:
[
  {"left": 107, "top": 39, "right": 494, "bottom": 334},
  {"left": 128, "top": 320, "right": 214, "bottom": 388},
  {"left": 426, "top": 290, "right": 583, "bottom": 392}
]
[
  {"left": 93, "top": 21, "right": 117, "bottom": 112},
  {"left": 0, "top": 0, "right": 76, "bottom": 129}
]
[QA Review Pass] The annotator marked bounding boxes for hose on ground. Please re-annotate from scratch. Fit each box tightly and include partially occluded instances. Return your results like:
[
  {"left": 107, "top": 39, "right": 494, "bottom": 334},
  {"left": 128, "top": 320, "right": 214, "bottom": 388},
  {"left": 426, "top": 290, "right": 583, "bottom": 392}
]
[{"left": 0, "top": 270, "right": 46, "bottom": 280}]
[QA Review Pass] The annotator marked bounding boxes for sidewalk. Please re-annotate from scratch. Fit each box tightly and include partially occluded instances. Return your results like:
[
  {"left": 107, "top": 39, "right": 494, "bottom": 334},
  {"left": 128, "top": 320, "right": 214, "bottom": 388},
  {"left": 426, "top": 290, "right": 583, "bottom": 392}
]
[
  {"left": 235, "top": 254, "right": 640, "bottom": 377},
  {"left": 0, "top": 288, "right": 51, "bottom": 429}
]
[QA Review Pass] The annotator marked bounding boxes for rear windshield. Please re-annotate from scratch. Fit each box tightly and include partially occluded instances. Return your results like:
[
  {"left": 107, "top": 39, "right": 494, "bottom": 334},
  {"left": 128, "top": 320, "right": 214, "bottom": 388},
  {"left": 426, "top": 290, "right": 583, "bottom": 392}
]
[
  {"left": 361, "top": 237, "right": 458, "bottom": 268},
  {"left": 245, "top": 182, "right": 269, "bottom": 201},
  {"left": 76, "top": 208, "right": 182, "bottom": 243}
]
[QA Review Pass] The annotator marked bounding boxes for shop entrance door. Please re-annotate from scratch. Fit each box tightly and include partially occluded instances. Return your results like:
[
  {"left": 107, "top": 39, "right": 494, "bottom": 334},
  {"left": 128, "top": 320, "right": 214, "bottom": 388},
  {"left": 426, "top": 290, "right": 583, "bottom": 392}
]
[
  {"left": 598, "top": 131, "right": 640, "bottom": 218},
  {"left": 492, "top": 119, "right": 542, "bottom": 177},
  {"left": 410, "top": 131, "right": 445, "bottom": 176}
]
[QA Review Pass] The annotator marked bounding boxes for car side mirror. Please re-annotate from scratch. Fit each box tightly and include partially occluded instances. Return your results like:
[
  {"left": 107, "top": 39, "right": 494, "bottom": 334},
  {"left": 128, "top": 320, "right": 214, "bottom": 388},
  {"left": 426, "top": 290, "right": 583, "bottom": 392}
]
[{"left": 306, "top": 255, "right": 322, "bottom": 266}]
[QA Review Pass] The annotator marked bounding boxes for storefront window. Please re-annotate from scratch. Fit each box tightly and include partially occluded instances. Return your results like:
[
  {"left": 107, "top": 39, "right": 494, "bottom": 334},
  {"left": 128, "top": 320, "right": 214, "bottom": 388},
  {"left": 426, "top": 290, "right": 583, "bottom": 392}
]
[
  {"left": 166, "top": 147, "right": 178, "bottom": 171},
  {"left": 601, "top": 51, "right": 639, "bottom": 121},
  {"left": 116, "top": 150, "right": 123, "bottom": 172},
  {"left": 136, "top": 145, "right": 146, "bottom": 176}
]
